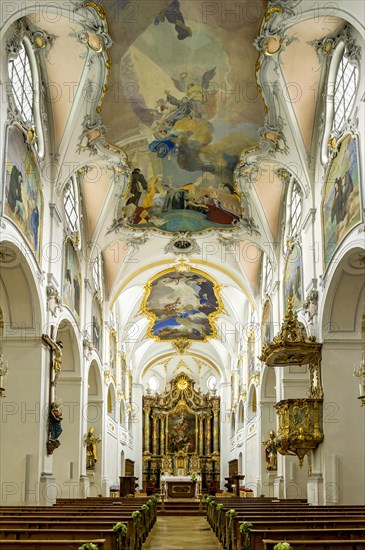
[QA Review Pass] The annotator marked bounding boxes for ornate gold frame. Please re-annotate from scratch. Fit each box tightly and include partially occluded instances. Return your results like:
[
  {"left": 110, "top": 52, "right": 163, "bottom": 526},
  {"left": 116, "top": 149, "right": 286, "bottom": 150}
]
[
  {"left": 140, "top": 267, "right": 225, "bottom": 346},
  {"left": 166, "top": 399, "right": 198, "bottom": 455},
  {"left": 321, "top": 133, "right": 362, "bottom": 273}
]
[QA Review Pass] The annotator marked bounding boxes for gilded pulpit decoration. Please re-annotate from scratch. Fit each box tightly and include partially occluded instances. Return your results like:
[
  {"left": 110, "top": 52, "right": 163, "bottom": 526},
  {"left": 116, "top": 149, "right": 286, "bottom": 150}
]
[
  {"left": 259, "top": 295, "right": 323, "bottom": 399},
  {"left": 143, "top": 372, "right": 220, "bottom": 493},
  {"left": 259, "top": 296, "right": 324, "bottom": 467},
  {"left": 275, "top": 399, "right": 324, "bottom": 468}
]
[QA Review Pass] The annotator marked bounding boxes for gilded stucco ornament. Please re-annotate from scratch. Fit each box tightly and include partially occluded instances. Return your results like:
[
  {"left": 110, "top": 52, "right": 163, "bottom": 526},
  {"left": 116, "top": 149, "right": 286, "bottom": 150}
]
[
  {"left": 260, "top": 296, "right": 324, "bottom": 467},
  {"left": 164, "top": 234, "right": 201, "bottom": 256}
]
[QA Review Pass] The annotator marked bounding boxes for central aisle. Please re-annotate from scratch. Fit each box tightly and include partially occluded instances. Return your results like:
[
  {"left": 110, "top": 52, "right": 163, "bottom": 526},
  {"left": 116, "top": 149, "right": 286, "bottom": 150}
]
[{"left": 143, "top": 516, "right": 221, "bottom": 549}]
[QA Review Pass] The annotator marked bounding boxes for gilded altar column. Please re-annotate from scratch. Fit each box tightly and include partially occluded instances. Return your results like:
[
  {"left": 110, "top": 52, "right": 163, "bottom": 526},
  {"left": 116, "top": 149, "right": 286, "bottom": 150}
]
[
  {"left": 143, "top": 405, "right": 151, "bottom": 453},
  {"left": 199, "top": 415, "right": 204, "bottom": 455},
  {"left": 213, "top": 399, "right": 219, "bottom": 453},
  {"left": 160, "top": 415, "right": 165, "bottom": 456},
  {"left": 152, "top": 413, "right": 158, "bottom": 455},
  {"left": 205, "top": 413, "right": 212, "bottom": 455}
]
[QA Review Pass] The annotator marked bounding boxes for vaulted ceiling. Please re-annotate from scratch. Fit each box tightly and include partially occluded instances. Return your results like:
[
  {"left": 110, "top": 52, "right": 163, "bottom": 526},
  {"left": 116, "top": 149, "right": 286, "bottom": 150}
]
[{"left": 24, "top": 1, "right": 345, "bottom": 386}]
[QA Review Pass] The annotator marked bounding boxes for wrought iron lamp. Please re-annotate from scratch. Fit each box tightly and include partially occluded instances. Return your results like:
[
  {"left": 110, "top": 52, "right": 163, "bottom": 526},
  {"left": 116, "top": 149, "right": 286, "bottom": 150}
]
[
  {"left": 353, "top": 345, "right": 365, "bottom": 406},
  {"left": 0, "top": 352, "right": 8, "bottom": 398}
]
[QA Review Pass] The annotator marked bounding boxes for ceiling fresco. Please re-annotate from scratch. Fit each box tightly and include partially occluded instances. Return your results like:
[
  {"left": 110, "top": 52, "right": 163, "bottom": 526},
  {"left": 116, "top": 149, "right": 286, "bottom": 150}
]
[
  {"left": 102, "top": 0, "right": 266, "bottom": 233},
  {"left": 141, "top": 269, "right": 224, "bottom": 344}
]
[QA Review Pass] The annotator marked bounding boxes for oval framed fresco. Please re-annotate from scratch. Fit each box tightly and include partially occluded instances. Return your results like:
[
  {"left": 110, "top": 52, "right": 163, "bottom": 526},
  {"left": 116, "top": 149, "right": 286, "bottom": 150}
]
[{"left": 140, "top": 267, "right": 225, "bottom": 347}]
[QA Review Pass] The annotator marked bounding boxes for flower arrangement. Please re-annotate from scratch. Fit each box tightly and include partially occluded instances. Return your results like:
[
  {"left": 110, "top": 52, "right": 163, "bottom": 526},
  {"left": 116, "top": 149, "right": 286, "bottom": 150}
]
[
  {"left": 141, "top": 504, "right": 149, "bottom": 512},
  {"left": 131, "top": 511, "right": 141, "bottom": 520},
  {"left": 216, "top": 503, "right": 224, "bottom": 511},
  {"left": 112, "top": 523, "right": 127, "bottom": 535},
  {"left": 190, "top": 473, "right": 197, "bottom": 482},
  {"left": 239, "top": 522, "right": 253, "bottom": 534},
  {"left": 203, "top": 495, "right": 213, "bottom": 503},
  {"left": 78, "top": 544, "right": 98, "bottom": 550},
  {"left": 209, "top": 500, "right": 217, "bottom": 507},
  {"left": 225, "top": 509, "right": 237, "bottom": 518},
  {"left": 273, "top": 543, "right": 293, "bottom": 550}
]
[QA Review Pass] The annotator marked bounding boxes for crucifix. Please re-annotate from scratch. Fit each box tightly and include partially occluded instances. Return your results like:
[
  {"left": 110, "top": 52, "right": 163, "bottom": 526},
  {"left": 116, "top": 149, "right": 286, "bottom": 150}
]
[
  {"left": 42, "top": 325, "right": 63, "bottom": 390},
  {"left": 42, "top": 326, "right": 64, "bottom": 454}
]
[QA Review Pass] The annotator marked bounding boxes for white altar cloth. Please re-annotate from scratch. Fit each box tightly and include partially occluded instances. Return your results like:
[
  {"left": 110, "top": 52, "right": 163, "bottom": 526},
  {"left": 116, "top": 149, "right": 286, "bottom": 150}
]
[{"left": 161, "top": 475, "right": 198, "bottom": 497}]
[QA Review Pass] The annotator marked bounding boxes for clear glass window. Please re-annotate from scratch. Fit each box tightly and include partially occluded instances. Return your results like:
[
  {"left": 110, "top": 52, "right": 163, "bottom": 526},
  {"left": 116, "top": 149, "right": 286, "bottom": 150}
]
[
  {"left": 289, "top": 182, "right": 302, "bottom": 237},
  {"left": 333, "top": 53, "right": 358, "bottom": 132},
  {"left": 264, "top": 257, "right": 273, "bottom": 296},
  {"left": 207, "top": 375, "right": 217, "bottom": 391},
  {"left": 148, "top": 376, "right": 159, "bottom": 392},
  {"left": 8, "top": 42, "right": 34, "bottom": 123},
  {"left": 64, "top": 178, "right": 79, "bottom": 233}
]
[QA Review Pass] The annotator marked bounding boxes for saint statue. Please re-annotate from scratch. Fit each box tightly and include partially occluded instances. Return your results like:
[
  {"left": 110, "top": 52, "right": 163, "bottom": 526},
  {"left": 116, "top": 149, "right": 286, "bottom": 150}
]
[
  {"left": 263, "top": 430, "right": 278, "bottom": 471},
  {"left": 84, "top": 427, "right": 101, "bottom": 469},
  {"left": 49, "top": 401, "right": 63, "bottom": 442}
]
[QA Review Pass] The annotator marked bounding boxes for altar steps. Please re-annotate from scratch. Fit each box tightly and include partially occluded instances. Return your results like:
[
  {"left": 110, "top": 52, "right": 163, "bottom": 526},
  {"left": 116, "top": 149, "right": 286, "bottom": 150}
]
[{"left": 157, "top": 500, "right": 205, "bottom": 516}]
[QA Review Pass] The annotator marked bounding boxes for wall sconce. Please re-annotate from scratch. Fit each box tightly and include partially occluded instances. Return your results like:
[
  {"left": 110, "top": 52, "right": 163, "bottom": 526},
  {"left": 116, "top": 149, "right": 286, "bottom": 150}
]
[
  {"left": 0, "top": 352, "right": 8, "bottom": 398},
  {"left": 353, "top": 345, "right": 365, "bottom": 406}
]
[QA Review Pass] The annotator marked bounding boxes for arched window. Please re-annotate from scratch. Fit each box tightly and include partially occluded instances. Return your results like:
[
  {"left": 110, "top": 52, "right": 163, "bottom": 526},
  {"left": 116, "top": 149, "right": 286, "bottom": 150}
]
[
  {"left": 332, "top": 47, "right": 359, "bottom": 134},
  {"left": 64, "top": 176, "right": 80, "bottom": 234},
  {"left": 148, "top": 375, "right": 159, "bottom": 392},
  {"left": 93, "top": 254, "right": 104, "bottom": 301},
  {"left": 263, "top": 255, "right": 273, "bottom": 297},
  {"left": 321, "top": 29, "right": 360, "bottom": 163},
  {"left": 207, "top": 375, "right": 217, "bottom": 392},
  {"left": 8, "top": 41, "right": 33, "bottom": 123},
  {"left": 289, "top": 181, "right": 302, "bottom": 237},
  {"left": 7, "top": 35, "right": 45, "bottom": 158}
]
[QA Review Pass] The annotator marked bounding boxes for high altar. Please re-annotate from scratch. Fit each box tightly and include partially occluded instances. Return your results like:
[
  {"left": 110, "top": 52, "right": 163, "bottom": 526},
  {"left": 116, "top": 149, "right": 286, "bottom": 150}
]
[{"left": 143, "top": 372, "right": 220, "bottom": 495}]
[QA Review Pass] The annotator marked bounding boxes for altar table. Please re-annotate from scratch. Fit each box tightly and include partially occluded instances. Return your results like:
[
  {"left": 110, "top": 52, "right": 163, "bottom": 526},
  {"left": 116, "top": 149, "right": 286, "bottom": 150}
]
[{"left": 161, "top": 475, "right": 198, "bottom": 498}]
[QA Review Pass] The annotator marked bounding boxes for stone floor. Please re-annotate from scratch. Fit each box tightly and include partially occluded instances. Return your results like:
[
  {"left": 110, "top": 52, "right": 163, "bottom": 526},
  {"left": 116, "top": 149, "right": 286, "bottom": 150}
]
[{"left": 143, "top": 516, "right": 221, "bottom": 549}]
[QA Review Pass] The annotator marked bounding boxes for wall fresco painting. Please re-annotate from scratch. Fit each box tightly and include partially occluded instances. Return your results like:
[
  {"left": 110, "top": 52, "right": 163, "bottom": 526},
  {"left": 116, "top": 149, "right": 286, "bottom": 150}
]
[
  {"left": 247, "top": 329, "right": 256, "bottom": 379},
  {"left": 283, "top": 244, "right": 303, "bottom": 312},
  {"left": 4, "top": 125, "right": 42, "bottom": 259},
  {"left": 142, "top": 269, "right": 222, "bottom": 342},
  {"left": 168, "top": 409, "right": 196, "bottom": 453},
  {"left": 109, "top": 330, "right": 117, "bottom": 380},
  {"left": 108, "top": 0, "right": 266, "bottom": 234},
  {"left": 92, "top": 297, "right": 103, "bottom": 357},
  {"left": 62, "top": 238, "right": 82, "bottom": 321},
  {"left": 322, "top": 134, "right": 361, "bottom": 269},
  {"left": 261, "top": 299, "right": 272, "bottom": 348}
]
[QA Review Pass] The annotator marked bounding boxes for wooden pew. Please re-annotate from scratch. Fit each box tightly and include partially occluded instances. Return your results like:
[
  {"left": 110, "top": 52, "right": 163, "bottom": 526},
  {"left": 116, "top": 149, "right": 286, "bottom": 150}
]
[
  {"left": 0, "top": 529, "right": 118, "bottom": 550},
  {"left": 0, "top": 541, "right": 106, "bottom": 549},
  {"left": 250, "top": 527, "right": 365, "bottom": 550},
  {"left": 263, "top": 540, "right": 365, "bottom": 550}
]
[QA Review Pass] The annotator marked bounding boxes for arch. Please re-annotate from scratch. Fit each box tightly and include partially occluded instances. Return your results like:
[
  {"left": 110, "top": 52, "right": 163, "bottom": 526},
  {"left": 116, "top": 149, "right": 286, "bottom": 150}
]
[
  {"left": 107, "top": 383, "right": 117, "bottom": 420},
  {"left": 52, "top": 319, "right": 82, "bottom": 496},
  {"left": 237, "top": 399, "right": 245, "bottom": 430},
  {"left": 230, "top": 411, "right": 236, "bottom": 438},
  {"left": 247, "top": 383, "right": 258, "bottom": 421},
  {"left": 319, "top": 247, "right": 365, "bottom": 504},
  {"left": 0, "top": 242, "right": 43, "bottom": 504},
  {"left": 86, "top": 360, "right": 103, "bottom": 496}
]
